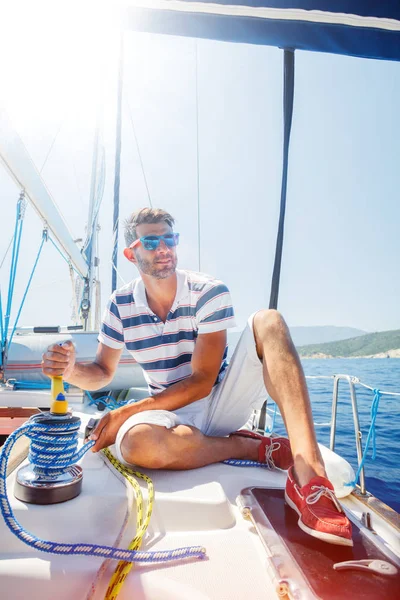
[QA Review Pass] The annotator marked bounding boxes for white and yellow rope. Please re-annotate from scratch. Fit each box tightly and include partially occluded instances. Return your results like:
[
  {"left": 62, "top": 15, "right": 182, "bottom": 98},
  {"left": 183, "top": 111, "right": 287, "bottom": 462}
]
[{"left": 101, "top": 448, "right": 155, "bottom": 600}]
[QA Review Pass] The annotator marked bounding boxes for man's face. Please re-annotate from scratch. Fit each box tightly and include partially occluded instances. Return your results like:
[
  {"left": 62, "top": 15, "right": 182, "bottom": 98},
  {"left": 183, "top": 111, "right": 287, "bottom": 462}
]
[{"left": 131, "top": 222, "right": 178, "bottom": 279}]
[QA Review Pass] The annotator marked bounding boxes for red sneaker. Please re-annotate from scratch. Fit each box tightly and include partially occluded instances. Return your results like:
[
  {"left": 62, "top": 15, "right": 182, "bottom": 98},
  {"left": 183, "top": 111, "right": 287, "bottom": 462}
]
[
  {"left": 231, "top": 430, "right": 293, "bottom": 470},
  {"left": 285, "top": 466, "right": 353, "bottom": 546}
]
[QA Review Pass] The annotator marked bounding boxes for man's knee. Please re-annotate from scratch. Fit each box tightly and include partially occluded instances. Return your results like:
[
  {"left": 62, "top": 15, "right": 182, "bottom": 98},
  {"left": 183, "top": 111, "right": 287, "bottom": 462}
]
[
  {"left": 254, "top": 309, "right": 288, "bottom": 340},
  {"left": 120, "top": 423, "right": 170, "bottom": 469}
]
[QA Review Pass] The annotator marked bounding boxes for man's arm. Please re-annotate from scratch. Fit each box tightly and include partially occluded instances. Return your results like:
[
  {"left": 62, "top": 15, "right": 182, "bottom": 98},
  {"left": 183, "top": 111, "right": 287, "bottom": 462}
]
[
  {"left": 90, "top": 329, "right": 227, "bottom": 450},
  {"left": 134, "top": 328, "right": 227, "bottom": 412},
  {"left": 42, "top": 341, "right": 123, "bottom": 391}
]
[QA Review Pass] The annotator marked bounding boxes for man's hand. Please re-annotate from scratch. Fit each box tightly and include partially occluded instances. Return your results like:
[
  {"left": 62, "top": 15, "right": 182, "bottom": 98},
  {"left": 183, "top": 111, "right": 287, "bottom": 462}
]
[
  {"left": 42, "top": 340, "right": 76, "bottom": 380},
  {"left": 90, "top": 404, "right": 137, "bottom": 452}
]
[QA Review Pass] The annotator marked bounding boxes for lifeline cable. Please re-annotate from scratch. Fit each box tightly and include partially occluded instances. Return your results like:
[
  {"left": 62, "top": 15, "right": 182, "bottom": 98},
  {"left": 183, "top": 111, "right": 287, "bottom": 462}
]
[{"left": 0, "top": 418, "right": 205, "bottom": 564}]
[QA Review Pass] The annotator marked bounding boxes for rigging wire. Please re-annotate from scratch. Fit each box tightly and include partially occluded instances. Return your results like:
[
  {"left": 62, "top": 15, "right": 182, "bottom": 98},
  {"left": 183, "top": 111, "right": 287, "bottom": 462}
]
[
  {"left": 126, "top": 94, "right": 152, "bottom": 208},
  {"left": 2, "top": 193, "right": 26, "bottom": 346},
  {"left": 0, "top": 289, "right": 3, "bottom": 345},
  {"left": 306, "top": 375, "right": 400, "bottom": 397},
  {"left": 0, "top": 235, "right": 14, "bottom": 271},
  {"left": 8, "top": 232, "right": 46, "bottom": 346},
  {"left": 108, "top": 259, "right": 127, "bottom": 287},
  {"left": 39, "top": 119, "right": 64, "bottom": 174},
  {"left": 195, "top": 40, "right": 201, "bottom": 272},
  {"left": 72, "top": 158, "right": 84, "bottom": 206},
  {"left": 48, "top": 236, "right": 83, "bottom": 278}
]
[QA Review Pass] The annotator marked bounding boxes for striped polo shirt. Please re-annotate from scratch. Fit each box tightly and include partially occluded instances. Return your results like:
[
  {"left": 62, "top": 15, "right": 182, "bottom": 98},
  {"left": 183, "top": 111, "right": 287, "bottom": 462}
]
[{"left": 98, "top": 269, "right": 236, "bottom": 393}]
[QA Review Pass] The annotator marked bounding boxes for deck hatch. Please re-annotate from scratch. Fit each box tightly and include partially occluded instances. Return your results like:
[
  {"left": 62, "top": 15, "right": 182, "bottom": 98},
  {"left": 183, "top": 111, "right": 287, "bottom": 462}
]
[{"left": 238, "top": 487, "right": 400, "bottom": 599}]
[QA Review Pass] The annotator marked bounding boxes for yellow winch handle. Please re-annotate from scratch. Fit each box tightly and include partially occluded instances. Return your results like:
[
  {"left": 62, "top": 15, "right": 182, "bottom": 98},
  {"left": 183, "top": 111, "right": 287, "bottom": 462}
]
[{"left": 50, "top": 376, "right": 68, "bottom": 414}]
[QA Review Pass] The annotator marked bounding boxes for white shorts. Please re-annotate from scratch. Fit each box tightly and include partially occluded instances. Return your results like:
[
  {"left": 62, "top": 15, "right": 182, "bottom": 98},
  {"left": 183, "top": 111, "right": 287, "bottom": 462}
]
[{"left": 115, "top": 312, "right": 267, "bottom": 465}]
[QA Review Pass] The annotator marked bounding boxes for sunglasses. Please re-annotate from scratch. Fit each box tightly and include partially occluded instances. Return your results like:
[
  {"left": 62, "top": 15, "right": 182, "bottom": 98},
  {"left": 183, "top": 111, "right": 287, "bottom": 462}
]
[{"left": 130, "top": 233, "right": 180, "bottom": 251}]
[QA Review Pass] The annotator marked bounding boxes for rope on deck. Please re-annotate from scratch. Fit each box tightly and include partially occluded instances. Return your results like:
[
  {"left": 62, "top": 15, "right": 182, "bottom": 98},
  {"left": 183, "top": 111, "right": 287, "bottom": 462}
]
[{"left": 0, "top": 419, "right": 206, "bottom": 566}]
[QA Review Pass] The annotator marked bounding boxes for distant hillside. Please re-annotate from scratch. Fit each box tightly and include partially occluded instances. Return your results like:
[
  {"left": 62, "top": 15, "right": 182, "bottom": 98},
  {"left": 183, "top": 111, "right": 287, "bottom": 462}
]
[
  {"left": 290, "top": 326, "right": 366, "bottom": 346},
  {"left": 227, "top": 325, "right": 367, "bottom": 359},
  {"left": 297, "top": 330, "right": 400, "bottom": 358}
]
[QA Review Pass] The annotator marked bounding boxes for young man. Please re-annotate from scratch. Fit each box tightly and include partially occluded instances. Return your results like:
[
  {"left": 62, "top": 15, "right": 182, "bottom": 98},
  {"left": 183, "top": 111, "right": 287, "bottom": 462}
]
[{"left": 42, "top": 208, "right": 352, "bottom": 546}]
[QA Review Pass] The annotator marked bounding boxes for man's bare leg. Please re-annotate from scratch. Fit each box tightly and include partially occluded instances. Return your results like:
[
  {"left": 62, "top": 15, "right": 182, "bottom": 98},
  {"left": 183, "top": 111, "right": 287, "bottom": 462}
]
[
  {"left": 253, "top": 309, "right": 326, "bottom": 486},
  {"left": 120, "top": 423, "right": 261, "bottom": 469},
  {"left": 121, "top": 309, "right": 323, "bottom": 480}
]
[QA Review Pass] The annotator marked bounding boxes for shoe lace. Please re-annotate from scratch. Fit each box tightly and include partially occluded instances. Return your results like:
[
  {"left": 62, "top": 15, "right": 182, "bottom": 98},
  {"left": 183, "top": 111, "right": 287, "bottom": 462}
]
[
  {"left": 306, "top": 485, "right": 342, "bottom": 513},
  {"left": 264, "top": 441, "right": 281, "bottom": 469}
]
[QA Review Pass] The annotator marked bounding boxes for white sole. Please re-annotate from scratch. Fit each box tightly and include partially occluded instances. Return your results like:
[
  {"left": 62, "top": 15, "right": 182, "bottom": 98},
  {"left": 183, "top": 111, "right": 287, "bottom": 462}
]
[{"left": 284, "top": 491, "right": 354, "bottom": 547}]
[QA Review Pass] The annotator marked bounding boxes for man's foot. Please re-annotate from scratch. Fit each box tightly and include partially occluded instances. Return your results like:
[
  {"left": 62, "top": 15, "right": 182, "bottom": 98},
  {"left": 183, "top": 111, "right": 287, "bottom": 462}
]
[
  {"left": 285, "top": 466, "right": 353, "bottom": 546},
  {"left": 231, "top": 430, "right": 293, "bottom": 470}
]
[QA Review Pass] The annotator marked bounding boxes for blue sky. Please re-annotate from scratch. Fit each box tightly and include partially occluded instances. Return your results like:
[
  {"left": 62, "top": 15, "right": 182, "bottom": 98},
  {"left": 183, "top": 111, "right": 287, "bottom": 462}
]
[{"left": 1, "top": 10, "right": 399, "bottom": 333}]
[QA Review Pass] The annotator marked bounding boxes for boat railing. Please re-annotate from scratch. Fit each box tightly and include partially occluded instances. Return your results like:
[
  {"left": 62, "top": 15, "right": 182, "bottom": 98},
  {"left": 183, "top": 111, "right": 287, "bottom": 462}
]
[
  {"left": 300, "top": 374, "right": 363, "bottom": 493},
  {"left": 304, "top": 374, "right": 400, "bottom": 496},
  {"left": 329, "top": 374, "right": 367, "bottom": 493},
  {"left": 304, "top": 374, "right": 366, "bottom": 492}
]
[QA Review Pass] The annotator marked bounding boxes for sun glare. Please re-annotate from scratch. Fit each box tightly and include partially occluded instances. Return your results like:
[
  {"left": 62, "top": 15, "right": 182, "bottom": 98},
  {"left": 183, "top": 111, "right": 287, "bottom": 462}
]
[{"left": 1, "top": 1, "right": 120, "bottom": 134}]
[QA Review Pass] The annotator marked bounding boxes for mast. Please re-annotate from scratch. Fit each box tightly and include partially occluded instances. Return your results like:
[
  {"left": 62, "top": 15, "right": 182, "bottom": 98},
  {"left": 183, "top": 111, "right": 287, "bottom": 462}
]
[
  {"left": 81, "top": 115, "right": 105, "bottom": 331},
  {"left": 112, "top": 34, "right": 124, "bottom": 293}
]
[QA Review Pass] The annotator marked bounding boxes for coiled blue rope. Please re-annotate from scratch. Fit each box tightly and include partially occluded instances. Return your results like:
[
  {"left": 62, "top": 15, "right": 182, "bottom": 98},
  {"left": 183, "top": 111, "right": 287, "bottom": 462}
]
[
  {"left": 0, "top": 418, "right": 205, "bottom": 563},
  {"left": 345, "top": 388, "right": 382, "bottom": 487}
]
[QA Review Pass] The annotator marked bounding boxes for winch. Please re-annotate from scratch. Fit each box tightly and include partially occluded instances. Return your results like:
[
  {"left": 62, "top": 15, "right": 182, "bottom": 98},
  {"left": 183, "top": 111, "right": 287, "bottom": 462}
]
[{"left": 14, "top": 375, "right": 84, "bottom": 504}]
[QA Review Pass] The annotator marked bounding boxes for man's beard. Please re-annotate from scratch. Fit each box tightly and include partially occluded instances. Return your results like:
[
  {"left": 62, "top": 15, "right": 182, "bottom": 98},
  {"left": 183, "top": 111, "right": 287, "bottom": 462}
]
[{"left": 136, "top": 253, "right": 178, "bottom": 279}]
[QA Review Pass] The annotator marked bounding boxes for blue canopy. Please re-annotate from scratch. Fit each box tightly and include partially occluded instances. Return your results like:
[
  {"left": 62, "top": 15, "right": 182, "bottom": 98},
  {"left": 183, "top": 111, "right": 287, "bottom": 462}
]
[{"left": 124, "top": 1, "right": 400, "bottom": 61}]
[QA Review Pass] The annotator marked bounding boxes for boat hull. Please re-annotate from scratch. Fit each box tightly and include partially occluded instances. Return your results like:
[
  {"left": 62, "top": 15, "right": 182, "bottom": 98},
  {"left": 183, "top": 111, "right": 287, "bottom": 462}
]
[{"left": 5, "top": 332, "right": 146, "bottom": 391}]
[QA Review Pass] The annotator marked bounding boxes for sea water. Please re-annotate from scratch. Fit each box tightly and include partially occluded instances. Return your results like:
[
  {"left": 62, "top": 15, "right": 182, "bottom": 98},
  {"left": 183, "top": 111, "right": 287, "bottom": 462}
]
[{"left": 271, "top": 358, "right": 400, "bottom": 512}]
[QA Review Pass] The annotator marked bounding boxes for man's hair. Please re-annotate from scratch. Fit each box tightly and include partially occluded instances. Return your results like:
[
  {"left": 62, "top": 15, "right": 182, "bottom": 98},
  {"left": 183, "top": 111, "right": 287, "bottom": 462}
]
[{"left": 124, "top": 208, "right": 175, "bottom": 247}]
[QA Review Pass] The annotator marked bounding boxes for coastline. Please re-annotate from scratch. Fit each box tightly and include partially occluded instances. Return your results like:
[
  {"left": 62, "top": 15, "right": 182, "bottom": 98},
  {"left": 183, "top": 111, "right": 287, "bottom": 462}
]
[{"left": 300, "top": 348, "right": 400, "bottom": 359}]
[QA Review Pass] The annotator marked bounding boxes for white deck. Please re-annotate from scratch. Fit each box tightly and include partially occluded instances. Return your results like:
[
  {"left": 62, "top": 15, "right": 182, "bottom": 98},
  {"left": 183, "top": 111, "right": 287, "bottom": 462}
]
[
  {"left": 1, "top": 409, "right": 399, "bottom": 600},
  {"left": 0, "top": 418, "right": 286, "bottom": 599}
]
